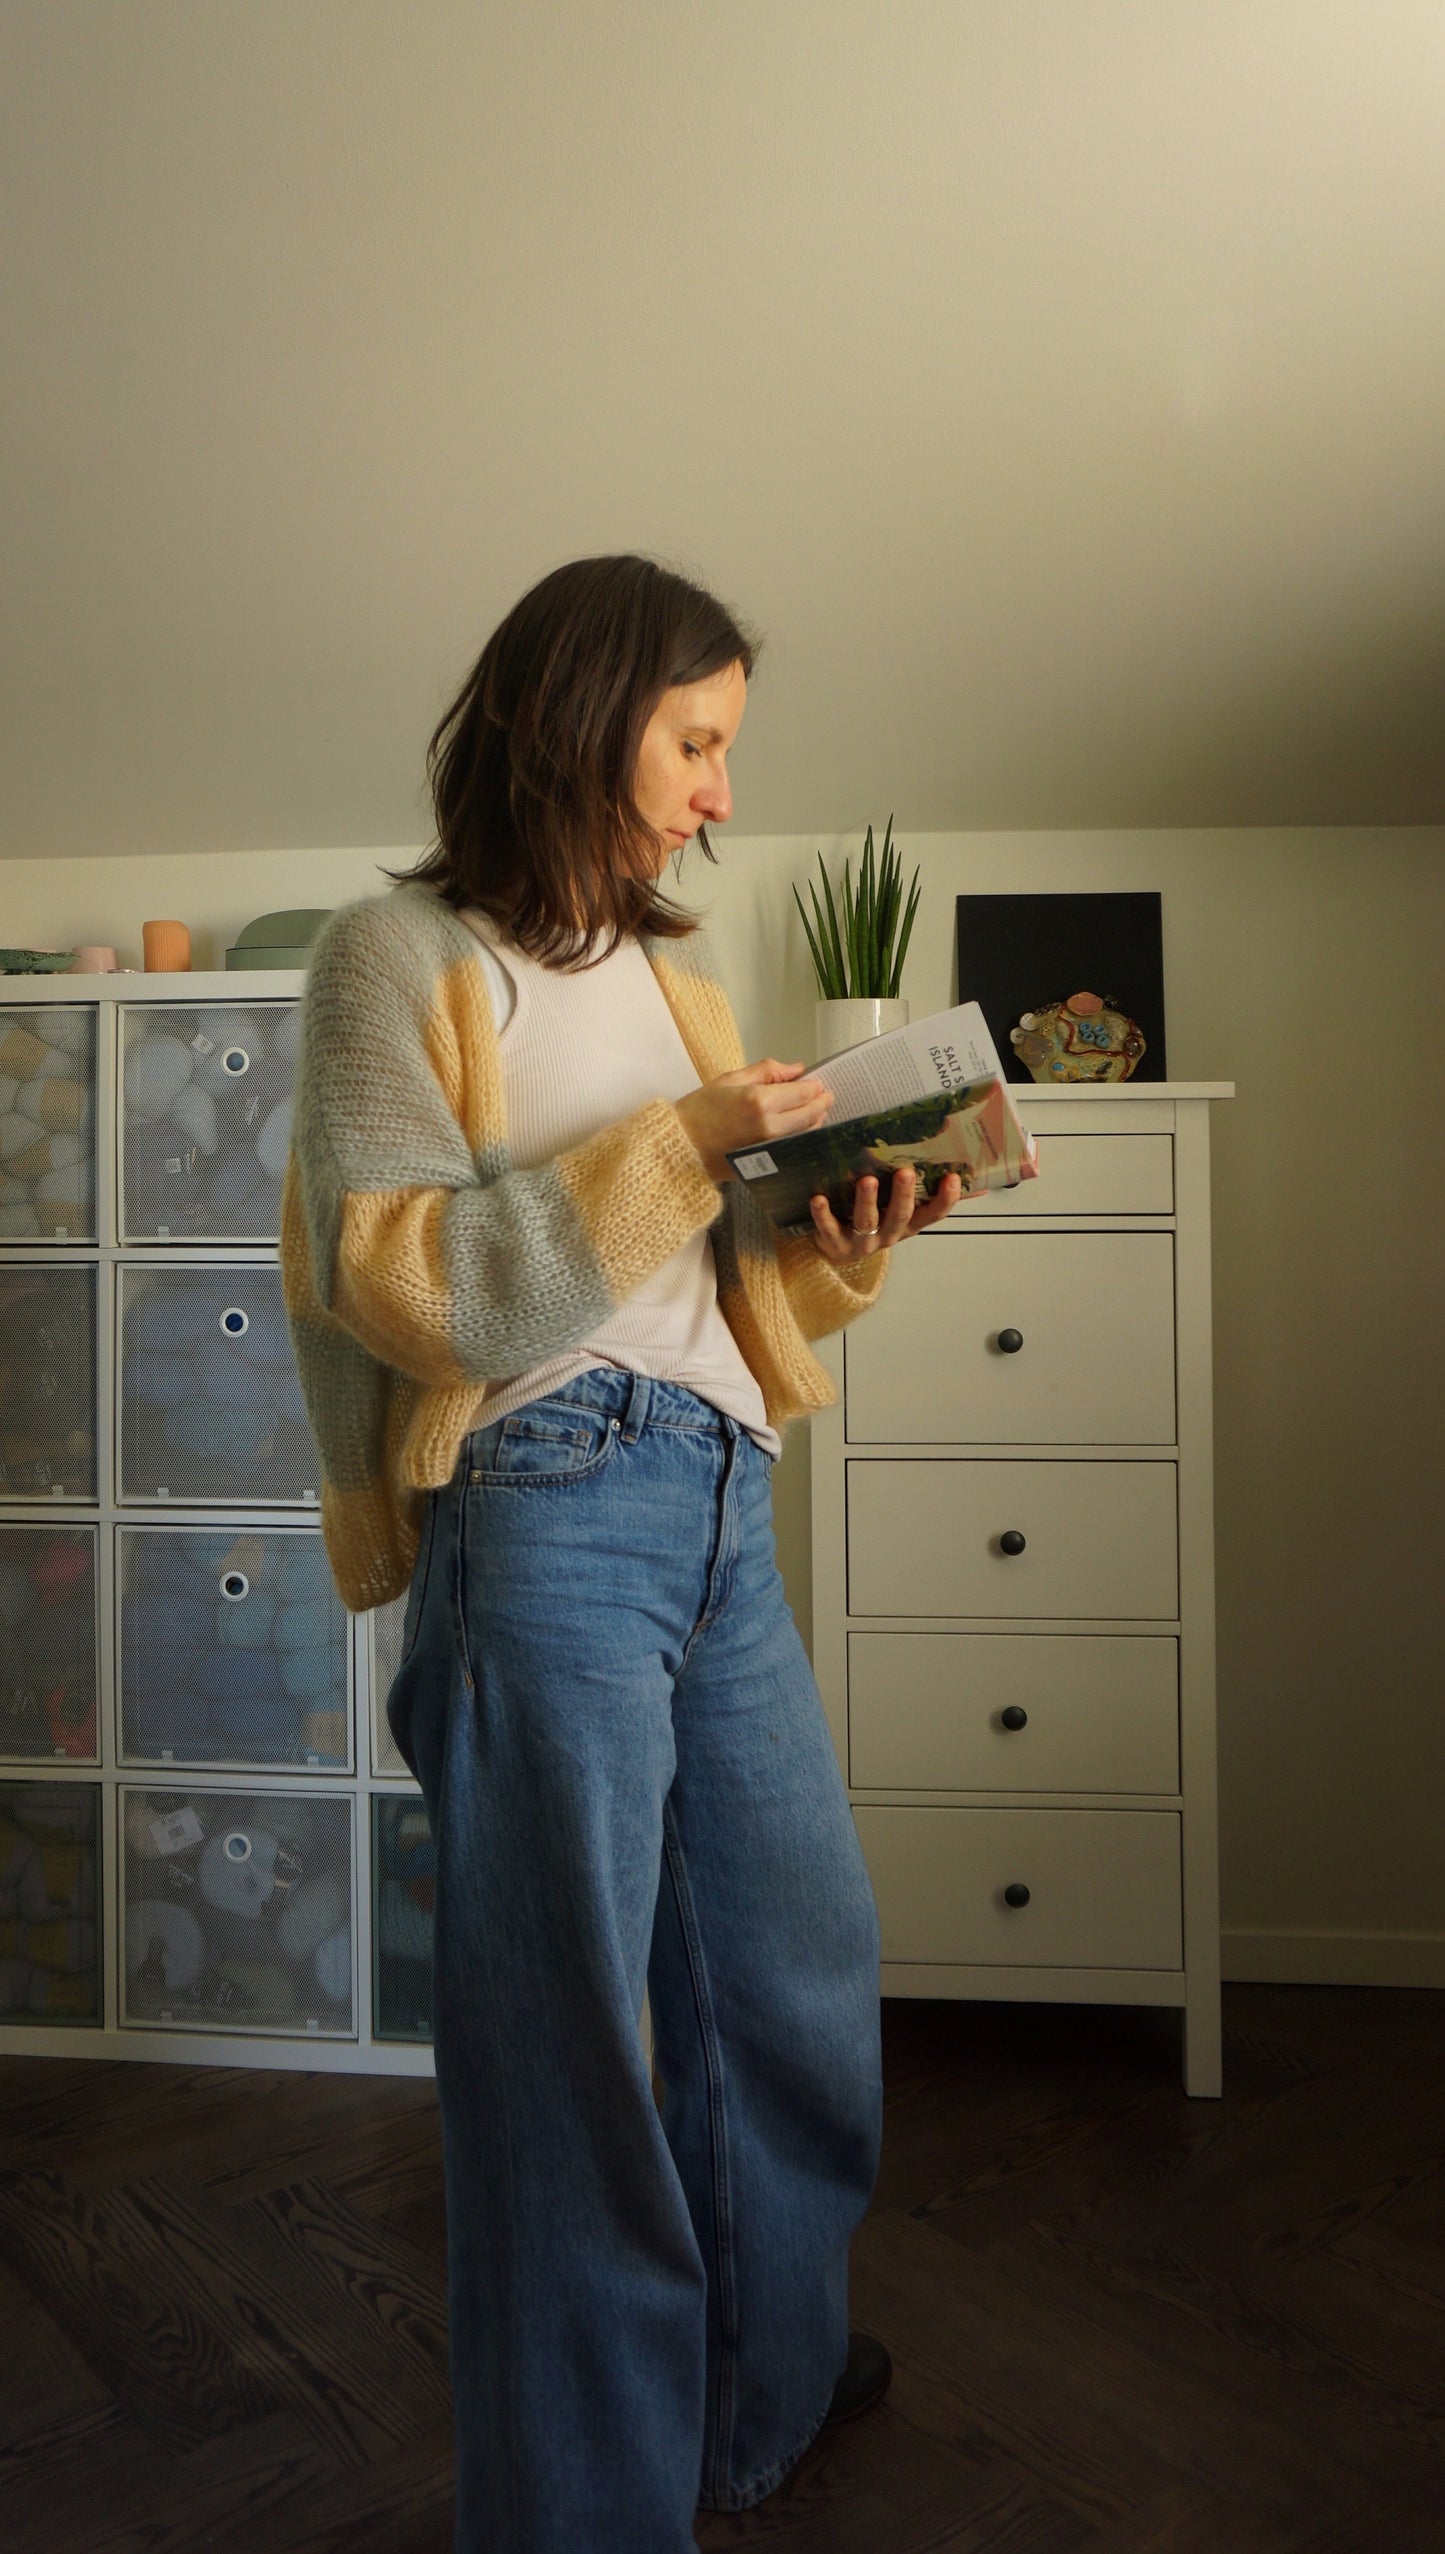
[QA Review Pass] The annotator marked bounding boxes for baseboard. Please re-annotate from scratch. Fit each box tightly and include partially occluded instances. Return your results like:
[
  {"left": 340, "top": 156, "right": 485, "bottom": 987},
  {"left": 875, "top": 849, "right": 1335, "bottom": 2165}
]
[{"left": 1222, "top": 1929, "right": 1445, "bottom": 1989}]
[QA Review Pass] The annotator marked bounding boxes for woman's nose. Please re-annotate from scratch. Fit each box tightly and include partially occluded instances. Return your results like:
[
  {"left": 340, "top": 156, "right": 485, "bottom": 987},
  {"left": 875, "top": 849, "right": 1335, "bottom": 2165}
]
[{"left": 696, "top": 764, "right": 732, "bottom": 824}]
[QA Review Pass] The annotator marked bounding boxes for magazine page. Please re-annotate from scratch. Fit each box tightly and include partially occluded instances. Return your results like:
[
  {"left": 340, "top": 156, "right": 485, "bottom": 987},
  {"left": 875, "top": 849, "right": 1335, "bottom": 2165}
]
[{"left": 810, "top": 1001, "right": 1010, "bottom": 1126}]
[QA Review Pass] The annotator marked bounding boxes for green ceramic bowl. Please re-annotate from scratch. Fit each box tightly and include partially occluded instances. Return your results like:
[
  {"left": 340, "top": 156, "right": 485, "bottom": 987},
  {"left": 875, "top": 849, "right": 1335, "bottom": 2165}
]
[{"left": 0, "top": 948, "right": 78, "bottom": 973}]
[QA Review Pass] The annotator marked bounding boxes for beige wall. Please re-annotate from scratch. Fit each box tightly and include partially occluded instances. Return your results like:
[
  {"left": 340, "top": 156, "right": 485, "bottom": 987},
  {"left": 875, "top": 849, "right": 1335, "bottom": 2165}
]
[
  {"left": 5, "top": 0, "right": 1445, "bottom": 854},
  {"left": 6, "top": 827, "right": 1442, "bottom": 1981}
]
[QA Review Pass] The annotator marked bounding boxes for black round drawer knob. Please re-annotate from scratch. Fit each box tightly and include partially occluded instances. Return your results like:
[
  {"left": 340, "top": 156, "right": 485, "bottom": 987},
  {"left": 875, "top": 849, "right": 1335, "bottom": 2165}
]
[
  {"left": 1004, "top": 1883, "right": 1031, "bottom": 1909},
  {"left": 1000, "top": 1705, "right": 1028, "bottom": 1731},
  {"left": 997, "top": 1327, "right": 1024, "bottom": 1354},
  {"left": 998, "top": 1530, "right": 1027, "bottom": 1556}
]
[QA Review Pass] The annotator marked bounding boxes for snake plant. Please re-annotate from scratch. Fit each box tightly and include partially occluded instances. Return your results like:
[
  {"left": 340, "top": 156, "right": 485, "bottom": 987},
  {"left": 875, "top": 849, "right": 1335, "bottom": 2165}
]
[{"left": 793, "top": 817, "right": 921, "bottom": 1001}]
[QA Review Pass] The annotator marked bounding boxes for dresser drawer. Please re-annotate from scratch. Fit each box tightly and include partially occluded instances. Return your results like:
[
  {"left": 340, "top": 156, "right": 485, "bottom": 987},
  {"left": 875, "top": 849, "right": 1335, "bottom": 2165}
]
[
  {"left": 848, "top": 1632, "right": 1179, "bottom": 1791},
  {"left": 847, "top": 1460, "right": 1178, "bottom": 1620},
  {"left": 845, "top": 1232, "right": 1175, "bottom": 1444},
  {"left": 855, "top": 1805, "right": 1183, "bottom": 1968},
  {"left": 952, "top": 1132, "right": 1174, "bottom": 1216}
]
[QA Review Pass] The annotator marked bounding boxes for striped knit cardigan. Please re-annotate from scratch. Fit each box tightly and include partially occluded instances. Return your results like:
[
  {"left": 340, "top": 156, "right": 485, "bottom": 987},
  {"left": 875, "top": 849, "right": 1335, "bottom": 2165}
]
[{"left": 280, "top": 880, "right": 887, "bottom": 1612}]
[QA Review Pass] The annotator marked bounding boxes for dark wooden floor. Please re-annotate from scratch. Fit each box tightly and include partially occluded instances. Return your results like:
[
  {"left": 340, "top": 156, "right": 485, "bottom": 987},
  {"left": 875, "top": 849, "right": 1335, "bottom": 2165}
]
[{"left": 1, "top": 1985, "right": 1441, "bottom": 2552}]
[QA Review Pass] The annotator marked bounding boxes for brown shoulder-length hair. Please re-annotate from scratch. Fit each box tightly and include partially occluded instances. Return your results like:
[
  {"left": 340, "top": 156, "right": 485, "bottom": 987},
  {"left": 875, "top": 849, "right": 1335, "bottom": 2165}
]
[{"left": 392, "top": 554, "right": 758, "bottom": 966}]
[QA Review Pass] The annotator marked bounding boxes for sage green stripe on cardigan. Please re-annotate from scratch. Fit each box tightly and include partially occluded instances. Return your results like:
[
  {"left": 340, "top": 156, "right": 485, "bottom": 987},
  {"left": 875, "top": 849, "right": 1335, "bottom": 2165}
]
[{"left": 281, "top": 880, "right": 886, "bottom": 1610}]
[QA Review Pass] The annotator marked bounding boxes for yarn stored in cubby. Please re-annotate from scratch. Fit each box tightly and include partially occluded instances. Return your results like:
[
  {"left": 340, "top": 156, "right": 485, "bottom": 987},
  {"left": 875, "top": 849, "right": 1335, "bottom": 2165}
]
[
  {"left": 0, "top": 1956, "right": 34, "bottom": 2011},
  {"left": 298, "top": 1710, "right": 346, "bottom": 1759},
  {"left": 379, "top": 1876, "right": 433, "bottom": 1962},
  {"left": 125, "top": 1900, "right": 204, "bottom": 1991},
  {"left": 279, "top": 1644, "right": 337, "bottom": 1704},
  {"left": 217, "top": 1958, "right": 295, "bottom": 2015},
  {"left": 199, "top": 1825, "right": 281, "bottom": 1918},
  {"left": 129, "top": 1590, "right": 212, "bottom": 1654},
  {"left": 8, "top": 1785, "right": 92, "bottom": 1843},
  {"left": 314, "top": 1924, "right": 350, "bottom": 2004},
  {"left": 31, "top": 1536, "right": 91, "bottom": 1602},
  {"left": 168, "top": 1083, "right": 218, "bottom": 1154},
  {"left": 131, "top": 1674, "right": 206, "bottom": 1753},
  {"left": 214, "top": 1583, "right": 277, "bottom": 1649},
  {"left": 273, "top": 1542, "right": 326, "bottom": 1602},
  {"left": 0, "top": 1023, "right": 48, "bottom": 1078},
  {"left": 206, "top": 1150, "right": 267, "bottom": 1218},
  {"left": 197, "top": 1649, "right": 283, "bottom": 1705},
  {"left": 15, "top": 1075, "right": 88, "bottom": 1133},
  {"left": 192, "top": 1336, "right": 275, "bottom": 1409},
  {"left": 256, "top": 1100, "right": 292, "bottom": 1181},
  {"left": 163, "top": 1401, "right": 276, "bottom": 1463},
  {"left": 32, "top": 1013, "right": 88, "bottom": 1056},
  {"left": 130, "top": 1348, "right": 196, "bottom": 1409},
  {"left": 19, "top": 1916, "right": 96, "bottom": 1973},
  {"left": 130, "top": 1284, "right": 218, "bottom": 1351},
  {"left": 274, "top": 1597, "right": 333, "bottom": 1654},
  {"left": 0, "top": 1560, "right": 35, "bottom": 1629},
  {"left": 123, "top": 1793, "right": 208, "bottom": 1861},
  {"left": 124, "top": 1034, "right": 193, "bottom": 1121},
  {"left": 276, "top": 1867, "right": 347, "bottom": 1962},
  {"left": 27, "top": 1968, "right": 97, "bottom": 2017}
]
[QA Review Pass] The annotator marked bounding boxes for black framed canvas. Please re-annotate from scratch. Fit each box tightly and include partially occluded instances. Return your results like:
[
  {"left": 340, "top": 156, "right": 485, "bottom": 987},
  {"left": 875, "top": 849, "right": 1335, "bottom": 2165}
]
[{"left": 955, "top": 890, "right": 1166, "bottom": 1084}]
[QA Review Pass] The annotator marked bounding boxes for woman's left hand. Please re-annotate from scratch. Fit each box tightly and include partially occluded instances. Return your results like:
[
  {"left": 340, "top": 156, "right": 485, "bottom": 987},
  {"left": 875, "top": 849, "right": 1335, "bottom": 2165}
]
[{"left": 808, "top": 1166, "right": 961, "bottom": 1262}]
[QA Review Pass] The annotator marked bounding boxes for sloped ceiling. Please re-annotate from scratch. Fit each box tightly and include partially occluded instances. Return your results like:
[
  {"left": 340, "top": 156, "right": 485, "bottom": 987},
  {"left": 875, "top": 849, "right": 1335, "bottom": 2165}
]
[{"left": 3, "top": 0, "right": 1444, "bottom": 855}]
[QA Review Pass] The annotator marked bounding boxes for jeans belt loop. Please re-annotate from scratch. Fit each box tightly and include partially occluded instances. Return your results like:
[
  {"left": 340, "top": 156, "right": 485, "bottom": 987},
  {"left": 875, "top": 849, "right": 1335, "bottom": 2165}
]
[{"left": 620, "top": 1368, "right": 651, "bottom": 1445}]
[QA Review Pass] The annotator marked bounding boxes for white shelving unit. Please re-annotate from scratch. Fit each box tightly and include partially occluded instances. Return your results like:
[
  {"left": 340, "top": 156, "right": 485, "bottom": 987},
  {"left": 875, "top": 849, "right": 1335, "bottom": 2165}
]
[
  {"left": 0, "top": 971, "right": 433, "bottom": 2075},
  {"left": 810, "top": 1083, "right": 1233, "bottom": 2097}
]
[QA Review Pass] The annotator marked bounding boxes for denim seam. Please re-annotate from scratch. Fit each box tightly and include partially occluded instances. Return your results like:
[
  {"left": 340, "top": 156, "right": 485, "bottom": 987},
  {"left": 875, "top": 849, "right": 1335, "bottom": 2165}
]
[
  {"left": 677, "top": 1428, "right": 742, "bottom": 1674},
  {"left": 661, "top": 1799, "right": 738, "bottom": 2509},
  {"left": 694, "top": 2389, "right": 834, "bottom": 2512}
]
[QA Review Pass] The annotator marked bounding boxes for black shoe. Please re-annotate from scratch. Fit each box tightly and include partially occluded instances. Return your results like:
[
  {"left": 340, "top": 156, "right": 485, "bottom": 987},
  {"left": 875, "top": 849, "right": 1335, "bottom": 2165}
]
[{"left": 822, "top": 2330, "right": 893, "bottom": 2426}]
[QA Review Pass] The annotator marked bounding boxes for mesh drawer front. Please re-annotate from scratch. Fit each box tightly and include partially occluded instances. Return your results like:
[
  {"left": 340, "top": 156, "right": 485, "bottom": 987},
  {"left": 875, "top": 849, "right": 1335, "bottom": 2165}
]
[
  {"left": 0, "top": 1266, "right": 97, "bottom": 1500},
  {"left": 0, "top": 1528, "right": 98, "bottom": 1761},
  {"left": 0, "top": 1779, "right": 101, "bottom": 2024},
  {"left": 121, "top": 1785, "right": 355, "bottom": 2036},
  {"left": 118, "top": 1265, "right": 318, "bottom": 1504},
  {"left": 119, "top": 1529, "right": 349, "bottom": 1770},
  {"left": 0, "top": 1008, "right": 97, "bottom": 1242},
  {"left": 372, "top": 1793, "right": 433, "bottom": 2043},
  {"left": 370, "top": 1594, "right": 409, "bottom": 1776},
  {"left": 121, "top": 1004, "right": 298, "bottom": 1242}
]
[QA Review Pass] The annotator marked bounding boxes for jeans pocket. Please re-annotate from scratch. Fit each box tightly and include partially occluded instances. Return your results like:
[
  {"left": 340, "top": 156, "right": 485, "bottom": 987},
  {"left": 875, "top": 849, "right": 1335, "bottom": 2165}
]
[
  {"left": 396, "top": 1492, "right": 440, "bottom": 1673},
  {"left": 468, "top": 1397, "right": 619, "bottom": 1488}
]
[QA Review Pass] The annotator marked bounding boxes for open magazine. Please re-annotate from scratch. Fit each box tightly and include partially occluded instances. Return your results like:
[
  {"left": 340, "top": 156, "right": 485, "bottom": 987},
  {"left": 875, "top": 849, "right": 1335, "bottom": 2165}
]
[{"left": 726, "top": 1001, "right": 1039, "bottom": 1231}]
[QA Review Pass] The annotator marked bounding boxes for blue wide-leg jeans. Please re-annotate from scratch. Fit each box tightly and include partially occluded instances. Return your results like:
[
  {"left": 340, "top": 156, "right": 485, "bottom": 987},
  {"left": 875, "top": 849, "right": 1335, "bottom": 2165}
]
[{"left": 384, "top": 1366, "right": 884, "bottom": 2554}]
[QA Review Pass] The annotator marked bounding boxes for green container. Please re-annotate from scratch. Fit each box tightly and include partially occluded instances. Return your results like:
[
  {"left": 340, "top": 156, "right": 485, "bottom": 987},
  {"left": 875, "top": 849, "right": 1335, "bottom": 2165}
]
[{"left": 224, "top": 910, "right": 331, "bottom": 972}]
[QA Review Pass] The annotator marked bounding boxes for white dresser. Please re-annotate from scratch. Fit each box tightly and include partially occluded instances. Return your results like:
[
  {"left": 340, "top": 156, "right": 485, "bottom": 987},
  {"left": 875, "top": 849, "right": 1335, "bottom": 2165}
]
[{"left": 810, "top": 1083, "right": 1233, "bottom": 2096}]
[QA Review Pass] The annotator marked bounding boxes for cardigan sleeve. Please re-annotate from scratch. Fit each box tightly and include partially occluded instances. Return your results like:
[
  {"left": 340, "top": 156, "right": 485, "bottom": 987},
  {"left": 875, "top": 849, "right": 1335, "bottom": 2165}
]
[
  {"left": 289, "top": 897, "right": 722, "bottom": 1389},
  {"left": 773, "top": 1225, "right": 889, "bottom": 1338}
]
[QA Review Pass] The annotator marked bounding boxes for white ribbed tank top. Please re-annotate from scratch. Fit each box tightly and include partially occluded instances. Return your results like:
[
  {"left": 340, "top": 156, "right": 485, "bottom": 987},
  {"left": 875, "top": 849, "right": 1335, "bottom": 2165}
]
[{"left": 457, "top": 911, "right": 780, "bottom": 1456}]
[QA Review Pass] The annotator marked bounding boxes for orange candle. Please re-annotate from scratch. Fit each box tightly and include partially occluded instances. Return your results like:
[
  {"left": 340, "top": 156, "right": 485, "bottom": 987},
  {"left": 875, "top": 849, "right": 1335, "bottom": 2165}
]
[{"left": 142, "top": 920, "right": 191, "bottom": 972}]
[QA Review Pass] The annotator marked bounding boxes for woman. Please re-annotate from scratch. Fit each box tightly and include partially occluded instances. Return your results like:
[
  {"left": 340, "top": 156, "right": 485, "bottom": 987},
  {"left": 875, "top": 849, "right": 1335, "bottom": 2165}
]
[{"left": 282, "top": 555, "right": 960, "bottom": 2553}]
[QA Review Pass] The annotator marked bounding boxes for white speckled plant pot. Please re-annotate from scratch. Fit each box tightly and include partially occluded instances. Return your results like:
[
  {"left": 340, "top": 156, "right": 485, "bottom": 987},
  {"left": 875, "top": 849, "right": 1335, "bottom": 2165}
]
[{"left": 813, "top": 997, "right": 909, "bottom": 1060}]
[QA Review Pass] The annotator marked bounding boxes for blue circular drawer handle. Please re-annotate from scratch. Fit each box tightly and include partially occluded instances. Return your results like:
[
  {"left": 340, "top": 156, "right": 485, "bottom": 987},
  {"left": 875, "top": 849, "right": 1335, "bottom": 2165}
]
[
  {"left": 1003, "top": 1883, "right": 1031, "bottom": 1908},
  {"left": 219, "top": 1570, "right": 249, "bottom": 1602},
  {"left": 998, "top": 1530, "right": 1026, "bottom": 1556},
  {"left": 220, "top": 1305, "right": 249, "bottom": 1337},
  {"left": 222, "top": 1048, "right": 251, "bottom": 1077}
]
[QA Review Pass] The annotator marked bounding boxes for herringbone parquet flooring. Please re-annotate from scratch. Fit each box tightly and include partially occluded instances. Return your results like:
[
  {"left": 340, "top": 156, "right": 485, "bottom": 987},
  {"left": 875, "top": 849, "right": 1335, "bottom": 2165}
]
[{"left": 1, "top": 1985, "right": 1441, "bottom": 2552}]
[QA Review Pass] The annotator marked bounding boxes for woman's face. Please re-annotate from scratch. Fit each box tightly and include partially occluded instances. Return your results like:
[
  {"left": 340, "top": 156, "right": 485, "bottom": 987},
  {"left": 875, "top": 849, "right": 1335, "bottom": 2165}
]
[{"left": 632, "top": 658, "right": 747, "bottom": 874}]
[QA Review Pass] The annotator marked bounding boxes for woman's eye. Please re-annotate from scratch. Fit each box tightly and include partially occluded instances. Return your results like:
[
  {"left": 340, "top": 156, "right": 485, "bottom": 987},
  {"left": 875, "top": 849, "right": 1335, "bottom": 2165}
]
[{"left": 681, "top": 741, "right": 701, "bottom": 759}]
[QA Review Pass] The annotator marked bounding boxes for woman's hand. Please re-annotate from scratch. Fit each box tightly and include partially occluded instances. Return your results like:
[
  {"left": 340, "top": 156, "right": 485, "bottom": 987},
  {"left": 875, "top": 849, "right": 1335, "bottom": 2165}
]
[
  {"left": 675, "top": 1059, "right": 834, "bottom": 1185},
  {"left": 809, "top": 1166, "right": 961, "bottom": 1262}
]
